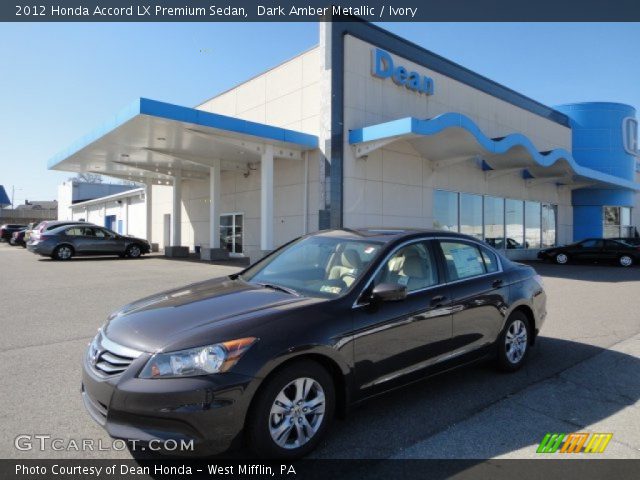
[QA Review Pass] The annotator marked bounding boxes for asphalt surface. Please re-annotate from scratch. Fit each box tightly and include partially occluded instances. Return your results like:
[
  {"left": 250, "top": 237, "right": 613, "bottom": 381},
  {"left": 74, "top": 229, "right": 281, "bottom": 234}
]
[{"left": 1, "top": 243, "right": 639, "bottom": 459}]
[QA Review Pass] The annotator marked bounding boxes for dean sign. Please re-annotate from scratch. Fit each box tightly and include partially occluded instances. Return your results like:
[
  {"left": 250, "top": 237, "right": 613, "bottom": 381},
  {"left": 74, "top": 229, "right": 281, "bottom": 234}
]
[{"left": 371, "top": 48, "right": 435, "bottom": 95}]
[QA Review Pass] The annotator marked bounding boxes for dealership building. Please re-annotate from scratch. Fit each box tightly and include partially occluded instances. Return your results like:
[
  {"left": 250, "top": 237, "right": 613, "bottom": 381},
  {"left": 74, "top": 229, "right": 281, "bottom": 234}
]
[{"left": 48, "top": 21, "right": 640, "bottom": 261}]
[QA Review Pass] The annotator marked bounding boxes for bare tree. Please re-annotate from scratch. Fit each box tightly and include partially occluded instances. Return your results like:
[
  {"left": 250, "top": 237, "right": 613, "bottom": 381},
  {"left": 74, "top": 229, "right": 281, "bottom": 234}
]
[{"left": 71, "top": 173, "right": 103, "bottom": 184}]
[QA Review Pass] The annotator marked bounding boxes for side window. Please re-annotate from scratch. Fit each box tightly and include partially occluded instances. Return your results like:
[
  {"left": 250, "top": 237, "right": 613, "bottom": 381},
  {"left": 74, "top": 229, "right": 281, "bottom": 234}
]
[
  {"left": 580, "top": 239, "right": 603, "bottom": 248},
  {"left": 65, "top": 227, "right": 83, "bottom": 236},
  {"left": 480, "top": 247, "right": 499, "bottom": 273},
  {"left": 94, "top": 229, "right": 107, "bottom": 238},
  {"left": 83, "top": 227, "right": 97, "bottom": 237},
  {"left": 374, "top": 241, "right": 438, "bottom": 292},
  {"left": 439, "top": 241, "right": 486, "bottom": 281}
]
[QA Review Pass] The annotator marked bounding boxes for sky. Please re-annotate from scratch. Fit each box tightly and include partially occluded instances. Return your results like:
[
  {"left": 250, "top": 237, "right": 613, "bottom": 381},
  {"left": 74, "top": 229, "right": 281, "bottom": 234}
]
[{"left": 1, "top": 22, "right": 639, "bottom": 206}]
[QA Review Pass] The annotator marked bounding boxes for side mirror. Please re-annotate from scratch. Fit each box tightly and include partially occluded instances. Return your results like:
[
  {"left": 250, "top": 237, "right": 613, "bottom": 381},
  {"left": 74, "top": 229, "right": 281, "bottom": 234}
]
[{"left": 371, "top": 283, "right": 407, "bottom": 302}]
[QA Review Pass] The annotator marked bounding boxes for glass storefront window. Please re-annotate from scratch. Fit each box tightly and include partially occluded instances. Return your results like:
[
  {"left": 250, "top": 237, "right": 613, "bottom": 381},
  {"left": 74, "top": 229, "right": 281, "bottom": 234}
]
[
  {"left": 505, "top": 199, "right": 524, "bottom": 249},
  {"left": 220, "top": 213, "right": 244, "bottom": 254},
  {"left": 524, "top": 201, "right": 541, "bottom": 249},
  {"left": 541, "top": 204, "right": 557, "bottom": 248},
  {"left": 433, "top": 190, "right": 459, "bottom": 232},
  {"left": 459, "top": 193, "right": 483, "bottom": 239},
  {"left": 604, "top": 206, "right": 634, "bottom": 238},
  {"left": 484, "top": 196, "right": 504, "bottom": 249}
]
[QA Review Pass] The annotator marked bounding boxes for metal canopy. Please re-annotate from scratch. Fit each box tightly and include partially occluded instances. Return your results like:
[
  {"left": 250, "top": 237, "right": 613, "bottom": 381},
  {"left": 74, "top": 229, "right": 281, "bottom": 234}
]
[
  {"left": 349, "top": 113, "right": 640, "bottom": 191},
  {"left": 48, "top": 98, "right": 318, "bottom": 184}
]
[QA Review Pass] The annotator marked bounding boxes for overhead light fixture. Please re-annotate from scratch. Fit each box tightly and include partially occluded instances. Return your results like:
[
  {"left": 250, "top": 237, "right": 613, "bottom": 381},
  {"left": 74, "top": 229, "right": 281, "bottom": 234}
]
[
  {"left": 121, "top": 154, "right": 129, "bottom": 158},
  {"left": 157, "top": 137, "right": 166, "bottom": 141}
]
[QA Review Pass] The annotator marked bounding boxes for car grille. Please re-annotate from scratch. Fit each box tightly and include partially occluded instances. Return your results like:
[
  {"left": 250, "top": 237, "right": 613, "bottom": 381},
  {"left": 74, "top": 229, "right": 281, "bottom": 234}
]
[{"left": 89, "top": 332, "right": 143, "bottom": 378}]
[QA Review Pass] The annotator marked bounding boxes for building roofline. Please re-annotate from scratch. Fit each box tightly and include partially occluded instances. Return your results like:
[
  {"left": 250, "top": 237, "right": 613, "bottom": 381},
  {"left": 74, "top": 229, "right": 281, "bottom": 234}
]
[{"left": 70, "top": 187, "right": 144, "bottom": 208}]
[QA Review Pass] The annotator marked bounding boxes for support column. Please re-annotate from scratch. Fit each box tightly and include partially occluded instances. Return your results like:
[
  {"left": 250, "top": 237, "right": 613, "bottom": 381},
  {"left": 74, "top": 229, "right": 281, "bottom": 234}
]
[
  {"left": 145, "top": 182, "right": 153, "bottom": 241},
  {"left": 171, "top": 172, "right": 182, "bottom": 246},
  {"left": 165, "top": 172, "right": 188, "bottom": 257},
  {"left": 201, "top": 159, "right": 228, "bottom": 261},
  {"left": 261, "top": 145, "right": 274, "bottom": 252}
]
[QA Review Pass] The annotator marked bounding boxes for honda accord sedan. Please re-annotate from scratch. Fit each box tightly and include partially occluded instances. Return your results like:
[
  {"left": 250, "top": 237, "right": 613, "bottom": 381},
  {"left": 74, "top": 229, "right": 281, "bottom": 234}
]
[
  {"left": 28, "top": 224, "right": 150, "bottom": 260},
  {"left": 538, "top": 237, "right": 640, "bottom": 267},
  {"left": 82, "top": 228, "right": 546, "bottom": 459}
]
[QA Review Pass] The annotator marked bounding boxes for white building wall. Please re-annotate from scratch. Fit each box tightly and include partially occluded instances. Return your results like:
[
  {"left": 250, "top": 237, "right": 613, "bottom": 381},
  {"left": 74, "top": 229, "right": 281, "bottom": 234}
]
[
  {"left": 70, "top": 192, "right": 148, "bottom": 239},
  {"left": 342, "top": 35, "right": 574, "bottom": 246},
  {"left": 159, "top": 45, "right": 328, "bottom": 259}
]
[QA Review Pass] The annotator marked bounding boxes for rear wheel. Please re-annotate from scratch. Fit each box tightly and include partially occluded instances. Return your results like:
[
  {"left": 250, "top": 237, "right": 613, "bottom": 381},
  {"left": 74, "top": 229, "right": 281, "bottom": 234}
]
[
  {"left": 497, "top": 311, "right": 531, "bottom": 372},
  {"left": 554, "top": 253, "right": 569, "bottom": 265},
  {"left": 52, "top": 245, "right": 74, "bottom": 261},
  {"left": 125, "top": 244, "right": 142, "bottom": 258},
  {"left": 247, "top": 360, "right": 335, "bottom": 459},
  {"left": 618, "top": 255, "right": 633, "bottom": 267}
]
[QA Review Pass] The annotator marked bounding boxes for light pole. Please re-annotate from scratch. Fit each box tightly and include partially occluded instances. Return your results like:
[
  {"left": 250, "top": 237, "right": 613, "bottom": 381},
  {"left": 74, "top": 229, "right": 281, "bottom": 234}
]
[{"left": 11, "top": 186, "right": 23, "bottom": 208}]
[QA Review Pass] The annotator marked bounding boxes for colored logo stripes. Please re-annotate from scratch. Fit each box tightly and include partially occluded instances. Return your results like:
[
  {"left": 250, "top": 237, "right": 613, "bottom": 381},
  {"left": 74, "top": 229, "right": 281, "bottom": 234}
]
[{"left": 537, "top": 433, "right": 613, "bottom": 454}]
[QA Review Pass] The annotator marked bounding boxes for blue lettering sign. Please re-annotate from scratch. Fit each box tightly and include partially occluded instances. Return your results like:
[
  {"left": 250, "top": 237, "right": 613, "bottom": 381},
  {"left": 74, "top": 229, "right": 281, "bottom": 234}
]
[{"left": 371, "top": 48, "right": 434, "bottom": 95}]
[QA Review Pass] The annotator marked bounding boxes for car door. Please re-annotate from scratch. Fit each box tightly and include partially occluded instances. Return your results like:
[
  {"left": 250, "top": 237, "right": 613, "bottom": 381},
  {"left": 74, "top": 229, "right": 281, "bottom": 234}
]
[
  {"left": 92, "top": 227, "right": 123, "bottom": 254},
  {"left": 352, "top": 239, "right": 453, "bottom": 397},
  {"left": 571, "top": 239, "right": 604, "bottom": 262},
  {"left": 603, "top": 240, "right": 625, "bottom": 261},
  {"left": 436, "top": 240, "right": 510, "bottom": 355}
]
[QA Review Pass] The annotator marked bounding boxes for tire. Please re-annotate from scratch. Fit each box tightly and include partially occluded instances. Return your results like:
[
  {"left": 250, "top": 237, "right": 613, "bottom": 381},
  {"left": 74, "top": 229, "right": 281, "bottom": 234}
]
[
  {"left": 247, "top": 360, "right": 335, "bottom": 459},
  {"left": 52, "top": 245, "right": 74, "bottom": 261},
  {"left": 496, "top": 311, "right": 531, "bottom": 372},
  {"left": 125, "top": 244, "right": 142, "bottom": 259},
  {"left": 554, "top": 252, "right": 569, "bottom": 265},
  {"left": 618, "top": 255, "right": 633, "bottom": 267}
]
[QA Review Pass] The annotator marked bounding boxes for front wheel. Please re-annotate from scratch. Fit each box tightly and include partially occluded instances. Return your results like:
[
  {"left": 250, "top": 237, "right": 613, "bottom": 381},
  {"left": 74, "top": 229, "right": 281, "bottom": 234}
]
[
  {"left": 618, "top": 255, "right": 633, "bottom": 267},
  {"left": 496, "top": 311, "right": 531, "bottom": 372},
  {"left": 125, "top": 244, "right": 142, "bottom": 258},
  {"left": 247, "top": 360, "right": 335, "bottom": 459}
]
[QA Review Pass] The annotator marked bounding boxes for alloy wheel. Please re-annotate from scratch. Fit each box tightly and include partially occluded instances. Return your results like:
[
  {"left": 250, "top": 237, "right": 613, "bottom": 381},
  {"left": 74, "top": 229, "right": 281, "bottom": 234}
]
[
  {"left": 57, "top": 246, "right": 72, "bottom": 260},
  {"left": 555, "top": 253, "right": 568, "bottom": 264},
  {"left": 619, "top": 255, "right": 633, "bottom": 267},
  {"left": 505, "top": 319, "right": 528, "bottom": 364},
  {"left": 128, "top": 245, "right": 141, "bottom": 258},
  {"left": 268, "top": 377, "right": 325, "bottom": 449}
]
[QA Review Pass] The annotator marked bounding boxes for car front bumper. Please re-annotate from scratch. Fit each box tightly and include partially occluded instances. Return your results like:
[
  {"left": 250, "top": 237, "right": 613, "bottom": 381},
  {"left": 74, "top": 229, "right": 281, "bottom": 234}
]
[{"left": 81, "top": 346, "right": 256, "bottom": 455}]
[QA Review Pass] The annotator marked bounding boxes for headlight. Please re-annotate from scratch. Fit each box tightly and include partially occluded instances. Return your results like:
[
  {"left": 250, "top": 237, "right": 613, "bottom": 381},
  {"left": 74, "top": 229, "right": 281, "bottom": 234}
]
[{"left": 139, "top": 337, "right": 257, "bottom": 379}]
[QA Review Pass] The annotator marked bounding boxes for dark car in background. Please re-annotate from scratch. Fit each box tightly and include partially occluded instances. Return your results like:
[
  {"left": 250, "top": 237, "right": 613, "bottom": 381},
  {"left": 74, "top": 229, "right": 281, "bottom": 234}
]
[
  {"left": 28, "top": 224, "right": 150, "bottom": 260},
  {"left": 9, "top": 228, "right": 27, "bottom": 247},
  {"left": 0, "top": 224, "right": 27, "bottom": 241},
  {"left": 82, "top": 228, "right": 545, "bottom": 459},
  {"left": 538, "top": 238, "right": 640, "bottom": 267}
]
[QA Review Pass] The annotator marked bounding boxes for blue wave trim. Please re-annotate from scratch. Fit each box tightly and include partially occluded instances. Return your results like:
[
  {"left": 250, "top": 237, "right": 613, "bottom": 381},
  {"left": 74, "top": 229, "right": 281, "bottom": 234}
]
[{"left": 349, "top": 112, "right": 639, "bottom": 191}]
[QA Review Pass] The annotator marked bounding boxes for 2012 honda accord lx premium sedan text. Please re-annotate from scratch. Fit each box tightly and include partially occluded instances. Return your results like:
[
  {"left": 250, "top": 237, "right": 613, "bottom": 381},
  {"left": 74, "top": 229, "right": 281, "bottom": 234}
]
[{"left": 82, "top": 229, "right": 546, "bottom": 459}]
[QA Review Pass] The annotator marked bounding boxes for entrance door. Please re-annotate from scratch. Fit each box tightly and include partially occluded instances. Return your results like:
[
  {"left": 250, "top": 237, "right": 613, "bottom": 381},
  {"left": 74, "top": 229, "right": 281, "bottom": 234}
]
[
  {"left": 163, "top": 214, "right": 171, "bottom": 247},
  {"left": 220, "top": 213, "right": 244, "bottom": 256},
  {"left": 104, "top": 215, "right": 116, "bottom": 231}
]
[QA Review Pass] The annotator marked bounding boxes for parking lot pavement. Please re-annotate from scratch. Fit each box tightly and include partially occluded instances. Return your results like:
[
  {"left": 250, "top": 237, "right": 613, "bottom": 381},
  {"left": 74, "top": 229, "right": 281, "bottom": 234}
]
[{"left": 1, "top": 244, "right": 639, "bottom": 459}]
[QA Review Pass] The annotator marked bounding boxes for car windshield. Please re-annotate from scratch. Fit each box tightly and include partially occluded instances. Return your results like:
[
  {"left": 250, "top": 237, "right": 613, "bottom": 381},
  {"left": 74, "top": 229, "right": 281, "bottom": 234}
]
[{"left": 240, "top": 235, "right": 383, "bottom": 298}]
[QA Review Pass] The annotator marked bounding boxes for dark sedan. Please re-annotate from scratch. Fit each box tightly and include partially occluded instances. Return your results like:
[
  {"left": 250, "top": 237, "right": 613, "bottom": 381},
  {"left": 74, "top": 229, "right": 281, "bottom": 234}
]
[
  {"left": 27, "top": 224, "right": 150, "bottom": 260},
  {"left": 82, "top": 228, "right": 546, "bottom": 459},
  {"left": 0, "top": 223, "right": 27, "bottom": 241},
  {"left": 10, "top": 228, "right": 27, "bottom": 247},
  {"left": 538, "top": 238, "right": 640, "bottom": 267}
]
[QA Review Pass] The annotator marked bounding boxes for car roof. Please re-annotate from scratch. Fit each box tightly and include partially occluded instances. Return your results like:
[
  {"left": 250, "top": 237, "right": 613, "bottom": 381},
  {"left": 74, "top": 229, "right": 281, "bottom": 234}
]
[{"left": 311, "top": 228, "right": 481, "bottom": 244}]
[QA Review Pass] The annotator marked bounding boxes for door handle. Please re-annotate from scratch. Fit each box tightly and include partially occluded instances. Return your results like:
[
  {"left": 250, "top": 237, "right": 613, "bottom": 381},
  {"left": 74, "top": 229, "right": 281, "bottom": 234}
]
[
  {"left": 430, "top": 295, "right": 446, "bottom": 306},
  {"left": 492, "top": 279, "right": 504, "bottom": 288}
]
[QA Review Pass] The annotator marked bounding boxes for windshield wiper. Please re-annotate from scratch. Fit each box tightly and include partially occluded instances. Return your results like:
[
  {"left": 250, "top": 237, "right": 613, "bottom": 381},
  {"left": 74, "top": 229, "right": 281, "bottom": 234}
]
[{"left": 255, "top": 282, "right": 300, "bottom": 296}]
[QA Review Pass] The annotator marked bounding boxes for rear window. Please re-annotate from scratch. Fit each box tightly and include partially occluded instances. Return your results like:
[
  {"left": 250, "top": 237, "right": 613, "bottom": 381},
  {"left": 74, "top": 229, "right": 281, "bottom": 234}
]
[{"left": 439, "top": 241, "right": 486, "bottom": 281}]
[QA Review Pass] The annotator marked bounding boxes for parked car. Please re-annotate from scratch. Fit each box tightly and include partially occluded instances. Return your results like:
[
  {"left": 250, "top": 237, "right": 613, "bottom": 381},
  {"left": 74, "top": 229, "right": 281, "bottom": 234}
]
[
  {"left": 27, "top": 225, "right": 150, "bottom": 260},
  {"left": 82, "top": 228, "right": 546, "bottom": 459},
  {"left": 0, "top": 224, "right": 27, "bottom": 241},
  {"left": 10, "top": 228, "right": 27, "bottom": 247},
  {"left": 538, "top": 238, "right": 640, "bottom": 267},
  {"left": 23, "top": 221, "right": 41, "bottom": 243},
  {"left": 28, "top": 220, "right": 89, "bottom": 243}
]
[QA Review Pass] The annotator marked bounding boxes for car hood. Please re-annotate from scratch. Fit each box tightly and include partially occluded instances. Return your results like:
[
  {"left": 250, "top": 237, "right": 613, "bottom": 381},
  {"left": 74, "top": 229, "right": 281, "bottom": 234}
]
[{"left": 102, "top": 277, "right": 318, "bottom": 352}]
